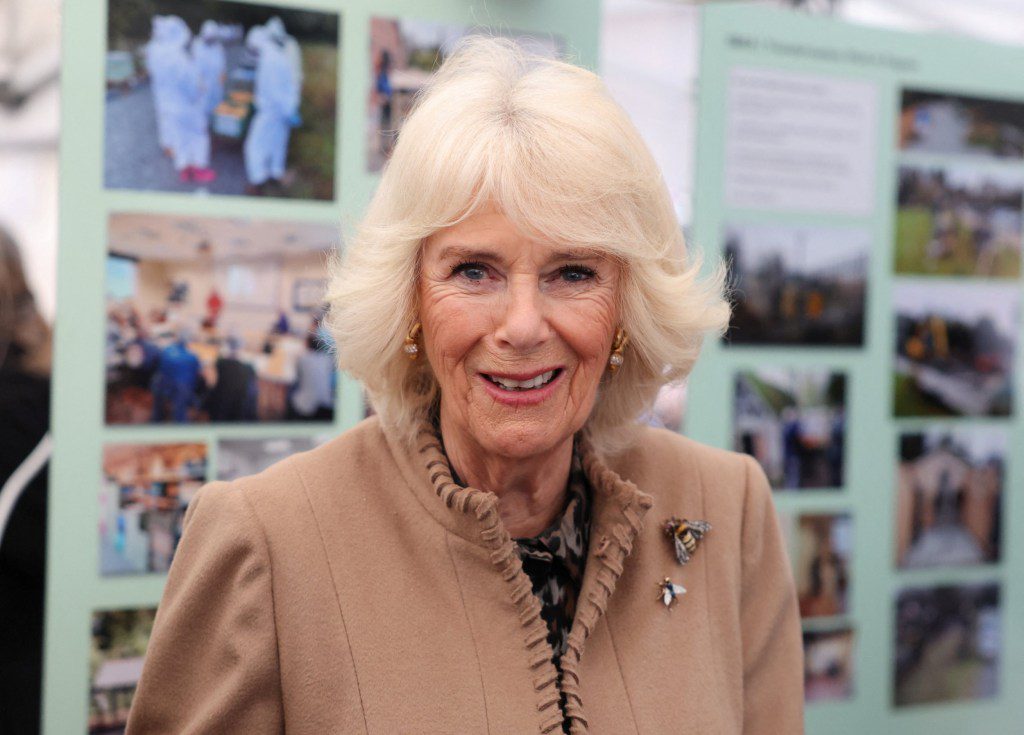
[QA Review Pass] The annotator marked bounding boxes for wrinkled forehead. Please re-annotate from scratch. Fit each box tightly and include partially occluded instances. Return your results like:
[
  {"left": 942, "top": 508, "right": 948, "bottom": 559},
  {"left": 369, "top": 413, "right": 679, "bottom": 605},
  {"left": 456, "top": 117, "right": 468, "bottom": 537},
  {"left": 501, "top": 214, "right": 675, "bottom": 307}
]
[{"left": 420, "top": 200, "right": 618, "bottom": 267}]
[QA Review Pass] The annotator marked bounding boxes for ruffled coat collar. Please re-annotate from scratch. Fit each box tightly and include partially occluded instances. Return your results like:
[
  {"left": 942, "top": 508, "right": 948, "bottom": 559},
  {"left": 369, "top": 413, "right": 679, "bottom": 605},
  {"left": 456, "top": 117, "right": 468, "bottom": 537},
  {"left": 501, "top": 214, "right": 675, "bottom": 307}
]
[{"left": 384, "top": 421, "right": 654, "bottom": 734}]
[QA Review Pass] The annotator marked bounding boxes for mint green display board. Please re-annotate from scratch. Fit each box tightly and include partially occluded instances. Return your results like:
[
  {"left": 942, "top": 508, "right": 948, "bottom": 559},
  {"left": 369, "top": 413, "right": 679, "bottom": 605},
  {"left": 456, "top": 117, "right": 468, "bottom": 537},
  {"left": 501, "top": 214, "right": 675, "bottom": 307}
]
[
  {"left": 689, "top": 4, "right": 1024, "bottom": 733},
  {"left": 47, "top": 1, "right": 597, "bottom": 732}
]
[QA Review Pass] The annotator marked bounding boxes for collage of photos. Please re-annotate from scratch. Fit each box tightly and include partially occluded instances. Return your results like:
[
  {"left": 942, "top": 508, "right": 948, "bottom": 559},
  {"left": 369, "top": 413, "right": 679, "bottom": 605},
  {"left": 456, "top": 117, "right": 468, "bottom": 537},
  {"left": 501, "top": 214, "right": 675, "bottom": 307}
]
[
  {"left": 105, "top": 213, "right": 338, "bottom": 425},
  {"left": 99, "top": 443, "right": 206, "bottom": 576},
  {"left": 894, "top": 583, "right": 1001, "bottom": 707},
  {"left": 719, "top": 67, "right": 872, "bottom": 705},
  {"left": 893, "top": 281, "right": 1017, "bottom": 418},
  {"left": 733, "top": 368, "right": 846, "bottom": 491},
  {"left": 105, "top": 0, "right": 339, "bottom": 199},
  {"left": 89, "top": 608, "right": 156, "bottom": 734},
  {"left": 367, "top": 17, "right": 562, "bottom": 172},
  {"left": 895, "top": 428, "right": 1004, "bottom": 569},
  {"left": 724, "top": 224, "right": 868, "bottom": 346},
  {"left": 890, "top": 86, "right": 1019, "bottom": 710}
]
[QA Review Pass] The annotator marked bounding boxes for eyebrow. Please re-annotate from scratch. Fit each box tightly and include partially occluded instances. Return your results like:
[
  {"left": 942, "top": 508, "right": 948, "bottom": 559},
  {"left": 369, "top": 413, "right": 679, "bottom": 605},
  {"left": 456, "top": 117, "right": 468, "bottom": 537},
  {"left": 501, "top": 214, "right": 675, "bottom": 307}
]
[{"left": 435, "top": 244, "right": 603, "bottom": 263}]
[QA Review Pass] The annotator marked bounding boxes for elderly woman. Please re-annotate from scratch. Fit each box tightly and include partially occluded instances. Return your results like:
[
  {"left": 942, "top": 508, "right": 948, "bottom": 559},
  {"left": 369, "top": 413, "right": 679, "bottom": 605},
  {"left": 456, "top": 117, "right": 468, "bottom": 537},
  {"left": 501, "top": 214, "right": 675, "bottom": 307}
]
[{"left": 128, "top": 38, "right": 803, "bottom": 734}]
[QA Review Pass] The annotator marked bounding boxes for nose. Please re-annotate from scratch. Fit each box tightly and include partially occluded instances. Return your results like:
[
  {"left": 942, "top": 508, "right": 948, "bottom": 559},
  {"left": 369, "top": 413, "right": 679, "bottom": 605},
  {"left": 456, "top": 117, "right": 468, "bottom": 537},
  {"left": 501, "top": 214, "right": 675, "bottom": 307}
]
[{"left": 493, "top": 276, "right": 552, "bottom": 352}]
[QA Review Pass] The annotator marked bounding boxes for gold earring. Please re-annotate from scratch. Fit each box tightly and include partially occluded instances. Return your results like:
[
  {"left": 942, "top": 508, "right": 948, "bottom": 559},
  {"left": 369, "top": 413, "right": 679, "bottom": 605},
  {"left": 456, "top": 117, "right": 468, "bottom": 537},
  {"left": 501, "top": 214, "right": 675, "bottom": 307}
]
[
  {"left": 403, "top": 323, "right": 422, "bottom": 360},
  {"left": 609, "top": 329, "right": 628, "bottom": 372}
]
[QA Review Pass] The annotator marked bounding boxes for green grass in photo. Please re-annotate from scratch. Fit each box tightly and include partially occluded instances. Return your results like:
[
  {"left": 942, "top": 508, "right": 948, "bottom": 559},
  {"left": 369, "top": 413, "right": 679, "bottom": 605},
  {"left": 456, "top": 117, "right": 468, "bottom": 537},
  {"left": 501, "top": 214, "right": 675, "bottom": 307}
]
[
  {"left": 892, "top": 372, "right": 954, "bottom": 417},
  {"left": 894, "top": 206, "right": 1022, "bottom": 277},
  {"left": 290, "top": 43, "right": 338, "bottom": 201}
]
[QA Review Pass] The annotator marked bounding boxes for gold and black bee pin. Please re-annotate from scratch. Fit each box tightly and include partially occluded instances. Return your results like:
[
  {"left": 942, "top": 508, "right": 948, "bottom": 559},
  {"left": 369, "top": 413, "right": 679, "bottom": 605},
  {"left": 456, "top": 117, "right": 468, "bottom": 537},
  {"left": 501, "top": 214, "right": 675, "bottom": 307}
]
[{"left": 663, "top": 517, "right": 712, "bottom": 565}]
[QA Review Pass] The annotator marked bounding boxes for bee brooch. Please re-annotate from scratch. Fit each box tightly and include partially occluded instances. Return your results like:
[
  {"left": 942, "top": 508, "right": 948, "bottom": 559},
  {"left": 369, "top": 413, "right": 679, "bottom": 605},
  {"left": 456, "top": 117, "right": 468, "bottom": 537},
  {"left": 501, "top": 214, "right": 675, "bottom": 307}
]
[
  {"left": 663, "top": 517, "right": 712, "bottom": 566},
  {"left": 658, "top": 577, "right": 687, "bottom": 609}
]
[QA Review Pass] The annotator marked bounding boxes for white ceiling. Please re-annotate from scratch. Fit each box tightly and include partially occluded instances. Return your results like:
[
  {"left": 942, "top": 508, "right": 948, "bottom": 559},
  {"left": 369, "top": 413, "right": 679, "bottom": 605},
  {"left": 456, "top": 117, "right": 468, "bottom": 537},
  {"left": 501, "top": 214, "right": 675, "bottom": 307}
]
[{"left": 107, "top": 213, "right": 340, "bottom": 262}]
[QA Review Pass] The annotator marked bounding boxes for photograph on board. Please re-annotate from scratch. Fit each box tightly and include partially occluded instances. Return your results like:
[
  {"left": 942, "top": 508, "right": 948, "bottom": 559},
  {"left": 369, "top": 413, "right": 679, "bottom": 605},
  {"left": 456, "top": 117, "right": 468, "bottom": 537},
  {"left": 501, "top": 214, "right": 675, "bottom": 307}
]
[
  {"left": 89, "top": 607, "right": 157, "bottom": 734},
  {"left": 217, "top": 435, "right": 328, "bottom": 481},
  {"left": 803, "top": 626, "right": 854, "bottom": 703},
  {"left": 733, "top": 368, "right": 846, "bottom": 490},
  {"left": 783, "top": 513, "right": 853, "bottom": 619},
  {"left": 723, "top": 223, "right": 868, "bottom": 346},
  {"left": 105, "top": 213, "right": 338, "bottom": 425},
  {"left": 893, "top": 281, "right": 1017, "bottom": 417},
  {"left": 894, "top": 582, "right": 1000, "bottom": 707},
  {"left": 105, "top": 0, "right": 339, "bottom": 199},
  {"left": 99, "top": 442, "right": 206, "bottom": 576},
  {"left": 895, "top": 428, "right": 1004, "bottom": 569},
  {"left": 894, "top": 163, "right": 1023, "bottom": 278},
  {"left": 367, "top": 17, "right": 562, "bottom": 172},
  {"left": 899, "top": 89, "right": 1024, "bottom": 159}
]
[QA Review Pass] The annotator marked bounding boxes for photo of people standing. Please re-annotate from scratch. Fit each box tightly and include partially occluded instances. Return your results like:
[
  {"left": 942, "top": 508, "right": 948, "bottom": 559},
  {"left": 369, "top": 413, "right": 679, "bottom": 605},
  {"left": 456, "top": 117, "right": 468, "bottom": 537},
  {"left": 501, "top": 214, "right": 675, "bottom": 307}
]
[
  {"left": 105, "top": 0, "right": 339, "bottom": 200},
  {"left": 104, "top": 213, "right": 338, "bottom": 425},
  {"left": 733, "top": 368, "right": 847, "bottom": 490}
]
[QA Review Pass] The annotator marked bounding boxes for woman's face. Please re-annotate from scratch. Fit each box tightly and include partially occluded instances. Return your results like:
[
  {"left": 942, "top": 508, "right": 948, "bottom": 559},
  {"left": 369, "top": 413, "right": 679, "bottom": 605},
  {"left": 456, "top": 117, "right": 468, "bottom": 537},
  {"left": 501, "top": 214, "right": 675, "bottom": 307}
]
[{"left": 418, "top": 208, "right": 620, "bottom": 460}]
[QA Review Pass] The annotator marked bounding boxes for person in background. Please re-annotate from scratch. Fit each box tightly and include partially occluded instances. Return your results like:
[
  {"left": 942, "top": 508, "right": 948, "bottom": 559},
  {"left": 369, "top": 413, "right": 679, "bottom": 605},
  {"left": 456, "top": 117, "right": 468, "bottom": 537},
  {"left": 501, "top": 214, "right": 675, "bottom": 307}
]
[
  {"left": 191, "top": 20, "right": 227, "bottom": 117},
  {"left": 150, "top": 329, "right": 201, "bottom": 423},
  {"left": 164, "top": 17, "right": 216, "bottom": 184},
  {"left": 243, "top": 23, "right": 300, "bottom": 195},
  {"left": 266, "top": 16, "right": 303, "bottom": 95},
  {"left": 0, "top": 227, "right": 52, "bottom": 735},
  {"left": 271, "top": 309, "right": 290, "bottom": 335},
  {"left": 145, "top": 16, "right": 174, "bottom": 159},
  {"left": 204, "top": 336, "right": 258, "bottom": 422},
  {"left": 288, "top": 332, "right": 334, "bottom": 421}
]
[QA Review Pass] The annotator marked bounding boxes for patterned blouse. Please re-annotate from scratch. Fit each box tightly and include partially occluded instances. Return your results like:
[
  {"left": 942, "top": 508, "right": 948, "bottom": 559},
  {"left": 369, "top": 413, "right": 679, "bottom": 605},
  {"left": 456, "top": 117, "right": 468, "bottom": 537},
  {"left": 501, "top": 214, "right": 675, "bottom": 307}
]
[
  {"left": 443, "top": 440, "right": 592, "bottom": 731},
  {"left": 511, "top": 447, "right": 591, "bottom": 668}
]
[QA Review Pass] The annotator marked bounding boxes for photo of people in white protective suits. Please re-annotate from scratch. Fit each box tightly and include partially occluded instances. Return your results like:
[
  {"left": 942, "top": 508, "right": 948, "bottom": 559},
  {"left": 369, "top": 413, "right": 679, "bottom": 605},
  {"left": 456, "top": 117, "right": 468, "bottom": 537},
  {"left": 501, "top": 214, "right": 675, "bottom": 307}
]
[{"left": 105, "top": 0, "right": 339, "bottom": 200}]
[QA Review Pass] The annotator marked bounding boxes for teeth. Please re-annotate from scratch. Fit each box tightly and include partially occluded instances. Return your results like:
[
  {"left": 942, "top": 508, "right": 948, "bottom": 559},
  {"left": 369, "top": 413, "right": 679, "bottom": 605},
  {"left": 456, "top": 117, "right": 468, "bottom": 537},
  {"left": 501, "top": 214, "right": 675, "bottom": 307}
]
[{"left": 490, "top": 370, "right": 556, "bottom": 391}]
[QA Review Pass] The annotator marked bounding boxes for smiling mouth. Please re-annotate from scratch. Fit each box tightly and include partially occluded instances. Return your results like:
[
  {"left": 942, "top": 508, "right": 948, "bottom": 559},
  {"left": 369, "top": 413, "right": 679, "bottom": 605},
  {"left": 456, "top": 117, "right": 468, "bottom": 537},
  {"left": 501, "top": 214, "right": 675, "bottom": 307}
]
[{"left": 481, "top": 368, "right": 562, "bottom": 391}]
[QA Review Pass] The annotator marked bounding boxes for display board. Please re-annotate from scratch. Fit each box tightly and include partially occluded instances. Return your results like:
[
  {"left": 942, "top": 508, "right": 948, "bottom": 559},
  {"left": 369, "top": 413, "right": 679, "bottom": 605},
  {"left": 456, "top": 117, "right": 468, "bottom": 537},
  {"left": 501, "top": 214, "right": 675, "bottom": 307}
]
[
  {"left": 689, "top": 5, "right": 1024, "bottom": 733},
  {"left": 47, "top": 1, "right": 598, "bottom": 732}
]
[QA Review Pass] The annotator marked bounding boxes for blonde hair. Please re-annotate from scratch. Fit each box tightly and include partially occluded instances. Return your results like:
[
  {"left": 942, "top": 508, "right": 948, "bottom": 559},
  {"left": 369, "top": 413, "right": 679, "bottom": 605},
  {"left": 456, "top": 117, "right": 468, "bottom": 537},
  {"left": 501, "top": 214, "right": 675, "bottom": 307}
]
[{"left": 326, "top": 36, "right": 729, "bottom": 453}]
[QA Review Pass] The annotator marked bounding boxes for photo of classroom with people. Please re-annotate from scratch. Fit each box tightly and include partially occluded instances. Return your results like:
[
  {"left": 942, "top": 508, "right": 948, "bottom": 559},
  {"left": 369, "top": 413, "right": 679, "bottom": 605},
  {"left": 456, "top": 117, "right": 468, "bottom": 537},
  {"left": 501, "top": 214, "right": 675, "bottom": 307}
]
[
  {"left": 104, "top": 213, "right": 338, "bottom": 425},
  {"left": 104, "top": 0, "right": 339, "bottom": 199},
  {"left": 98, "top": 443, "right": 207, "bottom": 576}
]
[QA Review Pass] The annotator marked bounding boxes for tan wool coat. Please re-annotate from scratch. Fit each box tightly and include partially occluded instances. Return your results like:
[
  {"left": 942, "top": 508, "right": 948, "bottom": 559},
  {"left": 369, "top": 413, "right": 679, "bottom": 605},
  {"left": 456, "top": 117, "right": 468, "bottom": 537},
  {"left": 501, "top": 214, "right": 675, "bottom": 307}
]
[{"left": 127, "top": 417, "right": 804, "bottom": 734}]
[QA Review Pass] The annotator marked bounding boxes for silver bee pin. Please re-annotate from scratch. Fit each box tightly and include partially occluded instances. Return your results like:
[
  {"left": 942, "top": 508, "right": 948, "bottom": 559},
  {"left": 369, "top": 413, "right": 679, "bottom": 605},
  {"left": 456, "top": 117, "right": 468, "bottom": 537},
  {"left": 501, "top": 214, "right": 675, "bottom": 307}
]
[
  {"left": 658, "top": 577, "right": 687, "bottom": 608},
  {"left": 663, "top": 517, "right": 712, "bottom": 565}
]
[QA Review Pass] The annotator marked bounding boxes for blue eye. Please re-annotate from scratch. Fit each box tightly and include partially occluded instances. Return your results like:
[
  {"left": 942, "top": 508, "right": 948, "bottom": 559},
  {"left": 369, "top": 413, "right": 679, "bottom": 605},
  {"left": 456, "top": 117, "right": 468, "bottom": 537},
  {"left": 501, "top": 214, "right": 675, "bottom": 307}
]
[
  {"left": 453, "top": 261, "right": 488, "bottom": 281},
  {"left": 560, "top": 265, "right": 595, "bottom": 283}
]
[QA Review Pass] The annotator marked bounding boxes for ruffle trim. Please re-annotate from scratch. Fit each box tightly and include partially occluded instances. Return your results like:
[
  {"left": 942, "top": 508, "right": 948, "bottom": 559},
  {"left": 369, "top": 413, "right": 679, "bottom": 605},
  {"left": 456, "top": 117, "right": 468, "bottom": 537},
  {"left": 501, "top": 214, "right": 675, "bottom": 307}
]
[
  {"left": 561, "top": 437, "right": 653, "bottom": 734},
  {"left": 415, "top": 425, "right": 653, "bottom": 734}
]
